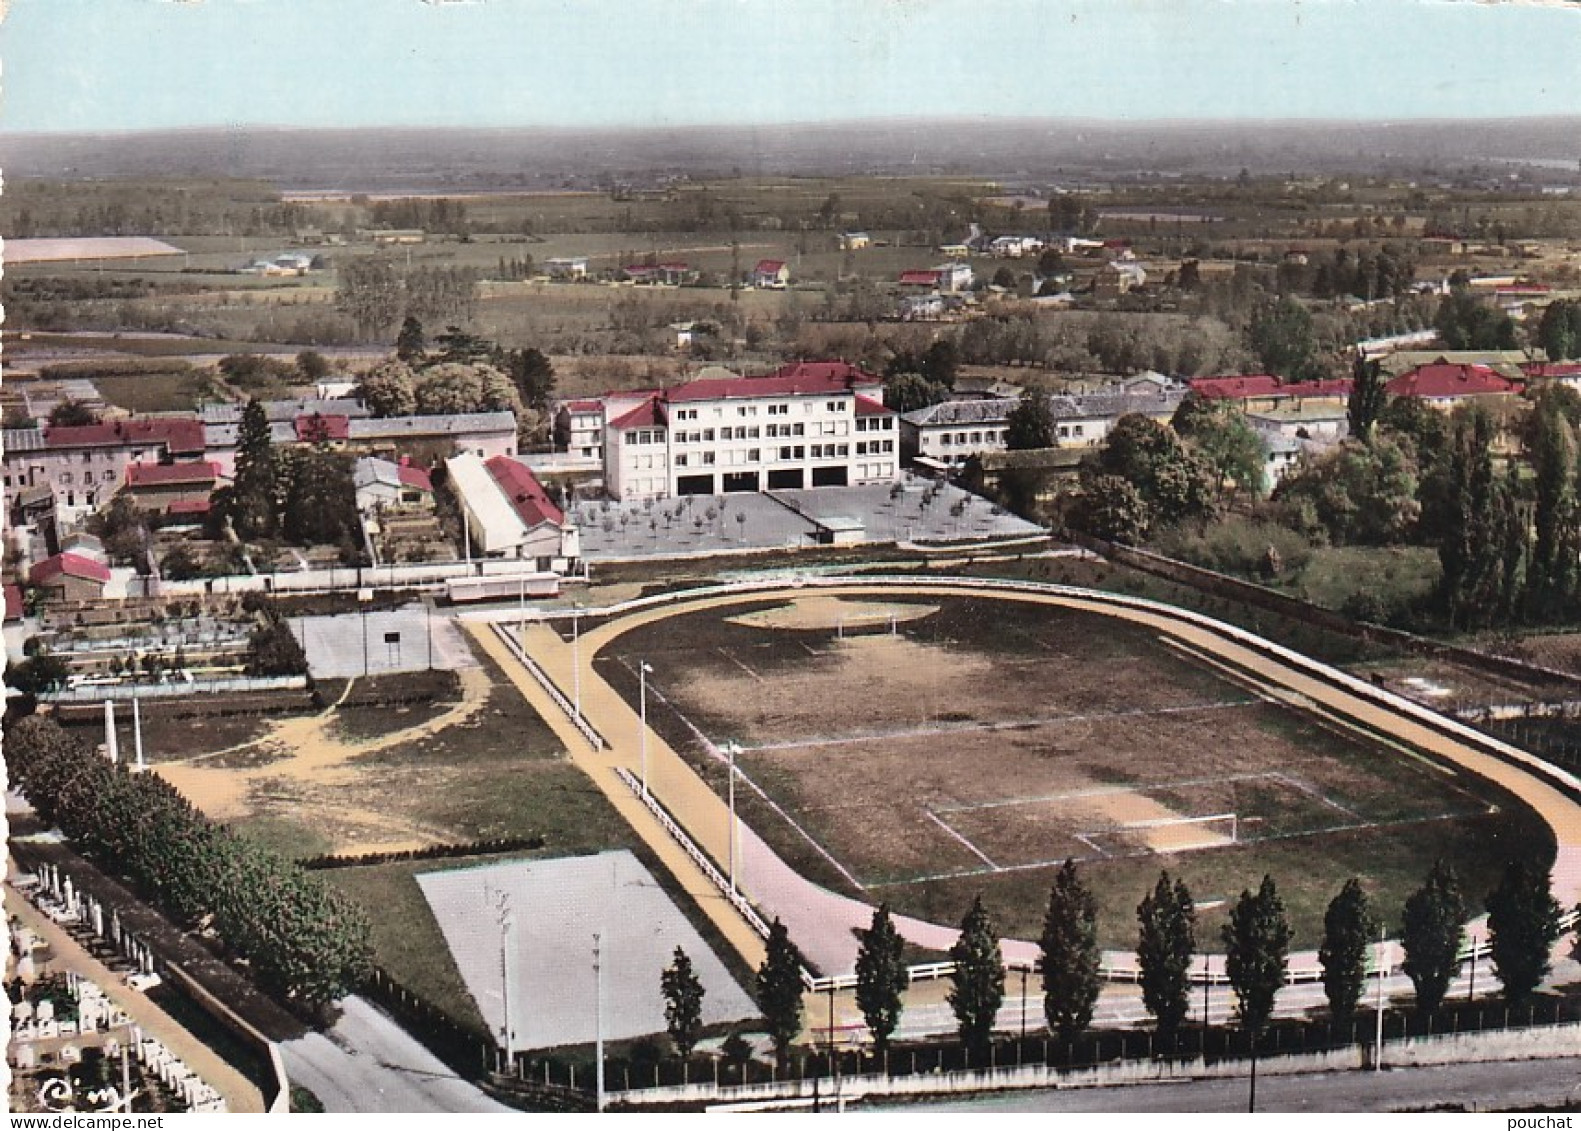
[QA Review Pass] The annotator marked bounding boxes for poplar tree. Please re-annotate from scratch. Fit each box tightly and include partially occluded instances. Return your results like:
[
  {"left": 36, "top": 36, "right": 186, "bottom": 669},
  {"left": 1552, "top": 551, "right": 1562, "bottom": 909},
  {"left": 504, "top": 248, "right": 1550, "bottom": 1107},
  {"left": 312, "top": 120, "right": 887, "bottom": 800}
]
[
  {"left": 1401, "top": 859, "right": 1467, "bottom": 1015},
  {"left": 1137, "top": 871, "right": 1196, "bottom": 1039},
  {"left": 1040, "top": 859, "right": 1102, "bottom": 1042},
  {"left": 948, "top": 897, "right": 1005, "bottom": 1059},
  {"left": 1486, "top": 859, "right": 1562, "bottom": 1006},
  {"left": 855, "top": 904, "right": 909, "bottom": 1056},
  {"left": 1319, "top": 878, "right": 1376, "bottom": 1027}
]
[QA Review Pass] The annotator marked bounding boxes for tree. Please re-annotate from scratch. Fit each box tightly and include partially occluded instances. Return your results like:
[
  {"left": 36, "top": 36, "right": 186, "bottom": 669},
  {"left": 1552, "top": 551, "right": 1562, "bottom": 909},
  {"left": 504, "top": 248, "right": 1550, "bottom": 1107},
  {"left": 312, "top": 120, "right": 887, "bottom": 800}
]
[
  {"left": 1538, "top": 299, "right": 1581, "bottom": 361},
  {"left": 1137, "top": 871, "right": 1196, "bottom": 1039},
  {"left": 1319, "top": 878, "right": 1376, "bottom": 1027},
  {"left": 1485, "top": 859, "right": 1562, "bottom": 1006},
  {"left": 661, "top": 946, "right": 706, "bottom": 1058},
  {"left": 395, "top": 315, "right": 427, "bottom": 362},
  {"left": 1347, "top": 355, "right": 1388, "bottom": 443},
  {"left": 295, "top": 350, "right": 331, "bottom": 383},
  {"left": 230, "top": 398, "right": 278, "bottom": 539},
  {"left": 5, "top": 653, "right": 71, "bottom": 697},
  {"left": 1270, "top": 436, "right": 1421, "bottom": 546},
  {"left": 855, "top": 904, "right": 909, "bottom": 1057},
  {"left": 160, "top": 543, "right": 202, "bottom": 581},
  {"left": 1039, "top": 859, "right": 1101, "bottom": 1042},
  {"left": 1068, "top": 472, "right": 1150, "bottom": 544},
  {"left": 756, "top": 918, "right": 804, "bottom": 1072},
  {"left": 1401, "top": 860, "right": 1467, "bottom": 1014},
  {"left": 498, "top": 346, "right": 557, "bottom": 411},
  {"left": 357, "top": 359, "right": 418, "bottom": 418},
  {"left": 1223, "top": 875, "right": 1291, "bottom": 1037},
  {"left": 1248, "top": 296, "right": 1320, "bottom": 381},
  {"left": 432, "top": 325, "right": 494, "bottom": 365},
  {"left": 1525, "top": 395, "right": 1581, "bottom": 619},
  {"left": 1094, "top": 414, "right": 1217, "bottom": 528},
  {"left": 1435, "top": 291, "right": 1517, "bottom": 351},
  {"left": 47, "top": 399, "right": 100, "bottom": 427},
  {"left": 1435, "top": 408, "right": 1519, "bottom": 630},
  {"left": 246, "top": 615, "right": 308, "bottom": 677},
  {"left": 1005, "top": 388, "right": 1056, "bottom": 450},
  {"left": 1172, "top": 394, "right": 1266, "bottom": 500},
  {"left": 337, "top": 256, "right": 404, "bottom": 340},
  {"left": 883, "top": 371, "right": 949, "bottom": 415},
  {"left": 947, "top": 896, "right": 1005, "bottom": 1060},
  {"left": 413, "top": 362, "right": 523, "bottom": 417}
]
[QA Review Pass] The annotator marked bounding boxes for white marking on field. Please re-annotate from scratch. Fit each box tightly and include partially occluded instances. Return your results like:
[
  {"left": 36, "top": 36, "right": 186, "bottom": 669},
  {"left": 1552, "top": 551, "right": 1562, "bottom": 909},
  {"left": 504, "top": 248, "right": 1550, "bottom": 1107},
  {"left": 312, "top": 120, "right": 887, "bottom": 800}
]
[
  {"left": 924, "top": 810, "right": 1000, "bottom": 870},
  {"left": 715, "top": 647, "right": 765, "bottom": 682}
]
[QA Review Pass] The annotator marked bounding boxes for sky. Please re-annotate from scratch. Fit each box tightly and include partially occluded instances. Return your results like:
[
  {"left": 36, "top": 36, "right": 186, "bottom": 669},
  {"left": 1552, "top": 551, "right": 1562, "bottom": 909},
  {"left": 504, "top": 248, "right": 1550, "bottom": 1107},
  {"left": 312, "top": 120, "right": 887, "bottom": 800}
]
[{"left": 6, "top": 0, "right": 1581, "bottom": 134}]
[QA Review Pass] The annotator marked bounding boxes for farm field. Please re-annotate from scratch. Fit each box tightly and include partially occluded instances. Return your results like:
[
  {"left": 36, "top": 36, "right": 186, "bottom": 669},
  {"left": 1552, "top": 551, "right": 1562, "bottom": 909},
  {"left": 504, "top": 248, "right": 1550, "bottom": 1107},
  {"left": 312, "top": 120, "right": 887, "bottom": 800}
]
[{"left": 600, "top": 593, "right": 1552, "bottom": 949}]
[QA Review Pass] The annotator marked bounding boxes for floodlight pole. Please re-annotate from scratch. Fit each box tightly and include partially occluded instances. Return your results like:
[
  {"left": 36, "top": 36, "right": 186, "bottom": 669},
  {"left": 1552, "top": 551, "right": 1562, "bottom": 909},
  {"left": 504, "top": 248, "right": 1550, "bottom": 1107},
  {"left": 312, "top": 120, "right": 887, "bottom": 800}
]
[
  {"left": 1374, "top": 923, "right": 1386, "bottom": 1072},
  {"left": 494, "top": 890, "right": 515, "bottom": 1067},
  {"left": 594, "top": 932, "right": 606, "bottom": 1112},
  {"left": 572, "top": 605, "right": 583, "bottom": 723},
  {"left": 726, "top": 741, "right": 741, "bottom": 895},
  {"left": 639, "top": 661, "right": 654, "bottom": 796}
]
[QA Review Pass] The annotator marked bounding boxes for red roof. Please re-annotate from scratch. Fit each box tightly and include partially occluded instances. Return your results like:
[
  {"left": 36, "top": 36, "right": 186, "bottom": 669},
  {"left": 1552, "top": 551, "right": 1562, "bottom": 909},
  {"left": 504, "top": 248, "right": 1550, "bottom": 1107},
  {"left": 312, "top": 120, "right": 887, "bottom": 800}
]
[
  {"left": 754, "top": 260, "right": 787, "bottom": 274},
  {"left": 899, "top": 269, "right": 943, "bottom": 286},
  {"left": 1524, "top": 362, "right": 1581, "bottom": 379},
  {"left": 1189, "top": 375, "right": 1283, "bottom": 400},
  {"left": 610, "top": 397, "right": 667, "bottom": 430},
  {"left": 295, "top": 413, "right": 351, "bottom": 442},
  {"left": 397, "top": 465, "right": 433, "bottom": 492},
  {"left": 485, "top": 456, "right": 564, "bottom": 529},
  {"left": 125, "top": 460, "right": 219, "bottom": 487},
  {"left": 657, "top": 262, "right": 689, "bottom": 272},
  {"left": 665, "top": 372, "right": 866, "bottom": 404},
  {"left": 29, "top": 553, "right": 111, "bottom": 586},
  {"left": 1385, "top": 364, "right": 1519, "bottom": 399},
  {"left": 166, "top": 499, "right": 212, "bottom": 516},
  {"left": 769, "top": 361, "right": 882, "bottom": 386},
  {"left": 44, "top": 418, "right": 205, "bottom": 455},
  {"left": 854, "top": 395, "right": 893, "bottom": 416},
  {"left": 1189, "top": 375, "right": 1352, "bottom": 401},
  {"left": 563, "top": 398, "right": 604, "bottom": 413},
  {"left": 4, "top": 584, "right": 23, "bottom": 622}
]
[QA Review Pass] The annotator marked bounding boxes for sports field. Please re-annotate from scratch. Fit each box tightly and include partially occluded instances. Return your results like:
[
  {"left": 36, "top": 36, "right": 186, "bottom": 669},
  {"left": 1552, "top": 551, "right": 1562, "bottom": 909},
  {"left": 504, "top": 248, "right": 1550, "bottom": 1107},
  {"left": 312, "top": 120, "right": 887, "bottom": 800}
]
[{"left": 599, "top": 594, "right": 1552, "bottom": 948}]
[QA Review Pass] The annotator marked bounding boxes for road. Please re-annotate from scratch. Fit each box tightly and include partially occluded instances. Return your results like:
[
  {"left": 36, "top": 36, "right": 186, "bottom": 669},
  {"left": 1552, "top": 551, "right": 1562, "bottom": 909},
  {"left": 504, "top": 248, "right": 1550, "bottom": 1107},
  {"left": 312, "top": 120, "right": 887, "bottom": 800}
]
[{"left": 891, "top": 1056, "right": 1581, "bottom": 1113}]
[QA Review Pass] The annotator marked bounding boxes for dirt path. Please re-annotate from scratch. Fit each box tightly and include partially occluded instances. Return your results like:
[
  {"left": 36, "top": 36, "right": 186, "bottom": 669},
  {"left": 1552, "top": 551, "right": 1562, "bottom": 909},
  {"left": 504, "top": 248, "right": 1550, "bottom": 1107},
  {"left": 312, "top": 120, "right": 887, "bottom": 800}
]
[{"left": 155, "top": 666, "right": 493, "bottom": 851}]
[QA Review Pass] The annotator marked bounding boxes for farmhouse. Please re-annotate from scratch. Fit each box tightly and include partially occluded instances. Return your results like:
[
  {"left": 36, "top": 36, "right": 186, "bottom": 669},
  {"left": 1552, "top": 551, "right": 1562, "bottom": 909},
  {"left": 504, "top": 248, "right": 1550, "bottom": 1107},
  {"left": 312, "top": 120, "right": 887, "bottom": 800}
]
[
  {"left": 353, "top": 457, "right": 435, "bottom": 513},
  {"left": 752, "top": 259, "right": 790, "bottom": 289}
]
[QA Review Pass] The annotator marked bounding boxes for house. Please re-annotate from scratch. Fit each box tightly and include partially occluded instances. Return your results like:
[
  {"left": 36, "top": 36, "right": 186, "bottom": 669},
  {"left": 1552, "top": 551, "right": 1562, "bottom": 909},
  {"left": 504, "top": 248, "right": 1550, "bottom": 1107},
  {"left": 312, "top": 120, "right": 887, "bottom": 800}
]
[
  {"left": 938, "top": 243, "right": 971, "bottom": 259},
  {"left": 1259, "top": 432, "right": 1306, "bottom": 492},
  {"left": 1245, "top": 404, "right": 1350, "bottom": 445},
  {"left": 2, "top": 417, "right": 208, "bottom": 526},
  {"left": 899, "top": 294, "right": 948, "bottom": 321},
  {"left": 989, "top": 236, "right": 1044, "bottom": 259},
  {"left": 752, "top": 260, "right": 790, "bottom": 289},
  {"left": 4, "top": 583, "right": 24, "bottom": 623},
  {"left": 898, "top": 269, "right": 944, "bottom": 290},
  {"left": 28, "top": 553, "right": 111, "bottom": 604},
  {"left": 1188, "top": 375, "right": 1352, "bottom": 413},
  {"left": 353, "top": 457, "right": 435, "bottom": 514},
  {"left": 1522, "top": 361, "right": 1581, "bottom": 391},
  {"left": 602, "top": 362, "right": 894, "bottom": 500},
  {"left": 370, "top": 229, "right": 426, "bottom": 245},
  {"left": 1094, "top": 261, "right": 1148, "bottom": 299},
  {"left": 444, "top": 451, "right": 579, "bottom": 568},
  {"left": 121, "top": 460, "right": 221, "bottom": 515},
  {"left": 545, "top": 257, "right": 589, "bottom": 281},
  {"left": 554, "top": 398, "right": 607, "bottom": 460},
  {"left": 935, "top": 263, "right": 974, "bottom": 293},
  {"left": 1384, "top": 362, "right": 1521, "bottom": 407},
  {"left": 839, "top": 232, "right": 872, "bottom": 251}
]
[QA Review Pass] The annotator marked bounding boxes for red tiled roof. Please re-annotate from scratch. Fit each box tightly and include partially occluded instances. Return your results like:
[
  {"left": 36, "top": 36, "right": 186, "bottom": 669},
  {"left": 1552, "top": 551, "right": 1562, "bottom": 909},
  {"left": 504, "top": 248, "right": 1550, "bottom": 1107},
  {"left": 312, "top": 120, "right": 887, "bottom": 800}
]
[
  {"left": 564, "top": 398, "right": 605, "bottom": 413},
  {"left": 294, "top": 413, "right": 352, "bottom": 442},
  {"left": 899, "top": 269, "right": 943, "bottom": 286},
  {"left": 854, "top": 395, "right": 893, "bottom": 416},
  {"left": 43, "top": 418, "right": 206, "bottom": 455},
  {"left": 754, "top": 260, "right": 786, "bottom": 274},
  {"left": 4, "top": 584, "right": 23, "bottom": 621},
  {"left": 665, "top": 373, "right": 857, "bottom": 404},
  {"left": 1189, "top": 375, "right": 1283, "bottom": 399},
  {"left": 657, "top": 262, "right": 689, "bottom": 272},
  {"left": 397, "top": 465, "right": 433, "bottom": 492},
  {"left": 1524, "top": 362, "right": 1581, "bottom": 379},
  {"left": 610, "top": 397, "right": 667, "bottom": 430},
  {"left": 485, "top": 455, "right": 564, "bottom": 529},
  {"left": 29, "top": 553, "right": 111, "bottom": 586},
  {"left": 769, "top": 361, "right": 882, "bottom": 386},
  {"left": 125, "top": 460, "right": 220, "bottom": 487},
  {"left": 166, "top": 499, "right": 212, "bottom": 516},
  {"left": 1385, "top": 364, "right": 1519, "bottom": 399}
]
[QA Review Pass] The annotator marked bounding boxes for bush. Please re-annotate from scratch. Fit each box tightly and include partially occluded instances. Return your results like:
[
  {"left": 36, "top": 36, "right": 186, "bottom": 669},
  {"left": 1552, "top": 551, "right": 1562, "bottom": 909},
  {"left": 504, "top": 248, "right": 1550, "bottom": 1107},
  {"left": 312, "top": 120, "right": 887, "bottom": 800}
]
[{"left": 1153, "top": 516, "right": 1314, "bottom": 579}]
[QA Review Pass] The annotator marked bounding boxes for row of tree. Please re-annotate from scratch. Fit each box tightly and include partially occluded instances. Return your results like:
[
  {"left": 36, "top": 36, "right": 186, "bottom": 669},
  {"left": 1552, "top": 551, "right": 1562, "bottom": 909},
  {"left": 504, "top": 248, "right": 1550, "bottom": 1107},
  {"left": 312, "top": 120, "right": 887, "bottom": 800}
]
[
  {"left": 6, "top": 715, "right": 371, "bottom": 1009},
  {"left": 747, "top": 858, "right": 1565, "bottom": 1066}
]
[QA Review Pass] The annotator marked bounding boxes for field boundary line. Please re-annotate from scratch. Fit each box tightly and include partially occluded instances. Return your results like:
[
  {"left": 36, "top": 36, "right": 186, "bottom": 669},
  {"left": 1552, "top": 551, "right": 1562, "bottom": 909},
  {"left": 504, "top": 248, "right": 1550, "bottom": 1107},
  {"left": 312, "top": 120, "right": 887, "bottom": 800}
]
[{"left": 923, "top": 810, "right": 1000, "bottom": 871}]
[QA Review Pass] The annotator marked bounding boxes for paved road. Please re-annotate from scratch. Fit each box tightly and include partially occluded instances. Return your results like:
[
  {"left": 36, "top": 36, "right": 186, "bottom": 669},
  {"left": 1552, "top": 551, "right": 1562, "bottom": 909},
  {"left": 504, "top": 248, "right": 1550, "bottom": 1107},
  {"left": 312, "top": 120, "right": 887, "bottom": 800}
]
[
  {"left": 891, "top": 1056, "right": 1581, "bottom": 1113},
  {"left": 279, "top": 997, "right": 510, "bottom": 1114}
]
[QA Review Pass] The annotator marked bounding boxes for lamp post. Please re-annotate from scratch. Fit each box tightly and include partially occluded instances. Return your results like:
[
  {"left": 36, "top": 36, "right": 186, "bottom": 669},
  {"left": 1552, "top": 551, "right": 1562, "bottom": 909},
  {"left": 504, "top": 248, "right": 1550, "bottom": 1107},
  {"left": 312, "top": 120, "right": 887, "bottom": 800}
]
[
  {"left": 492, "top": 890, "right": 515, "bottom": 1068},
  {"left": 571, "top": 603, "right": 583, "bottom": 723},
  {"left": 594, "top": 932, "right": 606, "bottom": 1112},
  {"left": 1374, "top": 924, "right": 1386, "bottom": 1072},
  {"left": 724, "top": 741, "right": 742, "bottom": 895},
  {"left": 638, "top": 661, "right": 654, "bottom": 796}
]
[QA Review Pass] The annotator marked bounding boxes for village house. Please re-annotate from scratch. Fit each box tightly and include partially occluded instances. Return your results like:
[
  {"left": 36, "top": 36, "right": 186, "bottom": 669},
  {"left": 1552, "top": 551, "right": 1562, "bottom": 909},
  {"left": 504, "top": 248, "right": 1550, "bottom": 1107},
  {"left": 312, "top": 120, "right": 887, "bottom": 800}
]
[
  {"left": 752, "top": 260, "right": 790, "bottom": 289},
  {"left": 1384, "top": 362, "right": 1521, "bottom": 407},
  {"left": 28, "top": 552, "right": 111, "bottom": 604},
  {"left": 545, "top": 256, "right": 590, "bottom": 281},
  {"left": 353, "top": 456, "right": 435, "bottom": 514},
  {"left": 120, "top": 460, "right": 222, "bottom": 517},
  {"left": 839, "top": 231, "right": 872, "bottom": 250},
  {"left": 1, "top": 417, "right": 209, "bottom": 527}
]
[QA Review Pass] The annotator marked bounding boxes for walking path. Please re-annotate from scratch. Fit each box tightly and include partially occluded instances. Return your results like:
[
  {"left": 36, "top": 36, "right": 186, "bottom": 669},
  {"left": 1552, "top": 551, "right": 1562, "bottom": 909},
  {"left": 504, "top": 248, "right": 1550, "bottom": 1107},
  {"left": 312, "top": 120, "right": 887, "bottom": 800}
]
[{"left": 5, "top": 884, "right": 267, "bottom": 1114}]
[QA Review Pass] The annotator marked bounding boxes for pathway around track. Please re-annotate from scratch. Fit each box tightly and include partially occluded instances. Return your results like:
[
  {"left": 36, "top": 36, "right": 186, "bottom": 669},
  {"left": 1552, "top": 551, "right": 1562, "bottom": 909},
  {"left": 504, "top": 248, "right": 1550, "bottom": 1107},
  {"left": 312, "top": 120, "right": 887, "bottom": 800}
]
[{"left": 488, "top": 581, "right": 1581, "bottom": 1025}]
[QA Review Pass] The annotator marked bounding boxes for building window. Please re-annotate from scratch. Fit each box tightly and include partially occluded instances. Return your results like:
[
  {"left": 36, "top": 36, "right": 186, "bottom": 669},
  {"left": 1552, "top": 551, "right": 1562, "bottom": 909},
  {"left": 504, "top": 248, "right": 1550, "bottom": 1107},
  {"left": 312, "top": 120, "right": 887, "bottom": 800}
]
[
  {"left": 675, "top": 454, "right": 688, "bottom": 467},
  {"left": 827, "top": 401, "right": 841, "bottom": 412}
]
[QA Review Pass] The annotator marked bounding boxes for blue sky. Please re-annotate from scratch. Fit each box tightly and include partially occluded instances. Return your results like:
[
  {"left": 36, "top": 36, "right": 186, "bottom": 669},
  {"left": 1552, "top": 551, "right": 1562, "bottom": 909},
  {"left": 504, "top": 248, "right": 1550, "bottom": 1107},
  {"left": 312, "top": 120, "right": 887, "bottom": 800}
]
[{"left": 7, "top": 0, "right": 1581, "bottom": 133}]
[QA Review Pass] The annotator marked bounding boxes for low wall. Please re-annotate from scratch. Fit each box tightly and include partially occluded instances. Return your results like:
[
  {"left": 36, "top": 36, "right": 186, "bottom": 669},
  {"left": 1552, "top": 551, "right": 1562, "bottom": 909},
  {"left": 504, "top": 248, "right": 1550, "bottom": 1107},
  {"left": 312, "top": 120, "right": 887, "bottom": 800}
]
[
  {"left": 161, "top": 961, "right": 291, "bottom": 1114},
  {"left": 616, "top": 1021, "right": 1581, "bottom": 1107}
]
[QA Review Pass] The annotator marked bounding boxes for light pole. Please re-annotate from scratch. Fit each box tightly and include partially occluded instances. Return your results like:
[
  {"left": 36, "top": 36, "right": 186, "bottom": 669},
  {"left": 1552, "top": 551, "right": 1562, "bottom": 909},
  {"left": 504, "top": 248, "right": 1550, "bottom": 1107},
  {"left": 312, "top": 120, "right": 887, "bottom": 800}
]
[
  {"left": 1374, "top": 923, "right": 1386, "bottom": 1072},
  {"left": 594, "top": 932, "right": 606, "bottom": 1112},
  {"left": 725, "top": 741, "right": 741, "bottom": 895},
  {"left": 571, "top": 604, "right": 583, "bottom": 723},
  {"left": 493, "top": 890, "right": 515, "bottom": 1068},
  {"left": 518, "top": 572, "right": 526, "bottom": 650},
  {"left": 638, "top": 661, "right": 654, "bottom": 796}
]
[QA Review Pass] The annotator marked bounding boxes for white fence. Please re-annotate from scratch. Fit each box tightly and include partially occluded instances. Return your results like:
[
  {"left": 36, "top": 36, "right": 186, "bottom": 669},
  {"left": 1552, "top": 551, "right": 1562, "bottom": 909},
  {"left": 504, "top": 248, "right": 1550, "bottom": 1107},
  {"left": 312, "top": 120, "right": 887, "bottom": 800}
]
[
  {"left": 42, "top": 675, "right": 308, "bottom": 703},
  {"left": 488, "top": 622, "right": 606, "bottom": 751}
]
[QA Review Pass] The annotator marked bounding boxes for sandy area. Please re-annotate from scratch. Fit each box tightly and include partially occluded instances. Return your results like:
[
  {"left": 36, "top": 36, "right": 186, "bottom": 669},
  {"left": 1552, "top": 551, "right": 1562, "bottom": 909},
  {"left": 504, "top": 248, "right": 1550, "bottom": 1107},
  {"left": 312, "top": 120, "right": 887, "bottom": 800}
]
[
  {"left": 724, "top": 596, "right": 938, "bottom": 632},
  {"left": 155, "top": 666, "right": 492, "bottom": 854},
  {"left": 1080, "top": 788, "right": 1234, "bottom": 853}
]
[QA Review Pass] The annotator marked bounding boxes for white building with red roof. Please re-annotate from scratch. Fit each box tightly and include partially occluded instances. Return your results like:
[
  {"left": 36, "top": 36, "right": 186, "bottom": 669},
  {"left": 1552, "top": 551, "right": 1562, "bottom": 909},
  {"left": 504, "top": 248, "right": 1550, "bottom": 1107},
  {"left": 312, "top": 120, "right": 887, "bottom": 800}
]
[
  {"left": 752, "top": 259, "right": 790, "bottom": 289},
  {"left": 1, "top": 416, "right": 209, "bottom": 526},
  {"left": 1384, "top": 362, "right": 1520, "bottom": 407},
  {"left": 601, "top": 362, "right": 897, "bottom": 500},
  {"left": 444, "top": 452, "right": 579, "bottom": 568}
]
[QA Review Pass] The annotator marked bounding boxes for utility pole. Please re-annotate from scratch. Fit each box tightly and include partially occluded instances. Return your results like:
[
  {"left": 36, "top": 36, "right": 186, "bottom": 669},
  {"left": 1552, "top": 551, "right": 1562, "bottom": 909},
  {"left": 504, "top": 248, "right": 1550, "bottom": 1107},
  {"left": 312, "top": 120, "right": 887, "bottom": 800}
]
[
  {"left": 571, "top": 604, "right": 583, "bottom": 723},
  {"left": 639, "top": 661, "right": 654, "bottom": 796},
  {"left": 594, "top": 933, "right": 606, "bottom": 1112},
  {"left": 725, "top": 741, "right": 741, "bottom": 895},
  {"left": 493, "top": 889, "right": 515, "bottom": 1069}
]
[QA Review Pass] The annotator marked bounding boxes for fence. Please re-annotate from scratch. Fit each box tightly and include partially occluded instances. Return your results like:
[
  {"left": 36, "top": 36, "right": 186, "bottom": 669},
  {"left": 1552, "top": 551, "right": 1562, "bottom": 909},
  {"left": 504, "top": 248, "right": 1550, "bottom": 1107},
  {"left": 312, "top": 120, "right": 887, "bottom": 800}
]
[
  {"left": 489, "top": 621, "right": 606, "bottom": 750},
  {"left": 612, "top": 997, "right": 1581, "bottom": 1105},
  {"left": 41, "top": 675, "right": 309, "bottom": 702}
]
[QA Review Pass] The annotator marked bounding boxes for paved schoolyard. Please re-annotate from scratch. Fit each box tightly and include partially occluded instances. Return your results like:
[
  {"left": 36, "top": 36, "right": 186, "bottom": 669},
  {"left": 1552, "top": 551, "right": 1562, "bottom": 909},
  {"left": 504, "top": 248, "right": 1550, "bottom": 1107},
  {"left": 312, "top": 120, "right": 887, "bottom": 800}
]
[
  {"left": 569, "top": 476, "right": 1043, "bottom": 560},
  {"left": 291, "top": 603, "right": 477, "bottom": 678},
  {"left": 416, "top": 851, "right": 757, "bottom": 1051}
]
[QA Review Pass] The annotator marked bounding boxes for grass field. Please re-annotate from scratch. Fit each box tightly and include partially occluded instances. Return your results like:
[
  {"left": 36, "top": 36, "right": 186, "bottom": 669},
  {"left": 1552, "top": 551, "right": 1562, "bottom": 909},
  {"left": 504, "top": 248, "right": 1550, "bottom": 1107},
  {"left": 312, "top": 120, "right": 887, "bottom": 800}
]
[{"left": 601, "top": 593, "right": 1553, "bottom": 950}]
